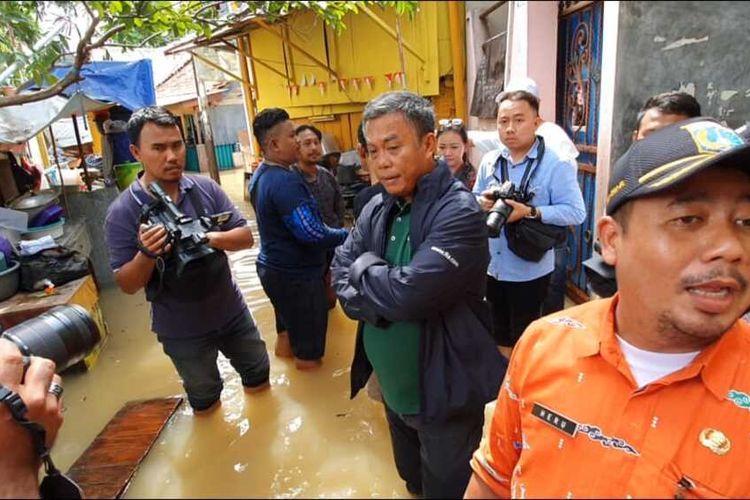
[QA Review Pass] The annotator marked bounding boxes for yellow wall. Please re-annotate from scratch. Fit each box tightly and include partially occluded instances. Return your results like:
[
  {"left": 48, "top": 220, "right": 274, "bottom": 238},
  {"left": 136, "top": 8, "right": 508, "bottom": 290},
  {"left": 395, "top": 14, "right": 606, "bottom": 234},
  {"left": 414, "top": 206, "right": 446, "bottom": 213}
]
[
  {"left": 243, "top": 2, "right": 456, "bottom": 150},
  {"left": 248, "top": 2, "right": 452, "bottom": 115}
]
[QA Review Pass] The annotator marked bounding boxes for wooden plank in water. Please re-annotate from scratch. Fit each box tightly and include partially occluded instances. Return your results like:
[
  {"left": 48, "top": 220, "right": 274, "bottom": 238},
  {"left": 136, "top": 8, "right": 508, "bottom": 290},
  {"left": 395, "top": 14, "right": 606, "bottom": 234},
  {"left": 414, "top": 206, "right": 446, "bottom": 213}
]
[{"left": 66, "top": 397, "right": 183, "bottom": 499}]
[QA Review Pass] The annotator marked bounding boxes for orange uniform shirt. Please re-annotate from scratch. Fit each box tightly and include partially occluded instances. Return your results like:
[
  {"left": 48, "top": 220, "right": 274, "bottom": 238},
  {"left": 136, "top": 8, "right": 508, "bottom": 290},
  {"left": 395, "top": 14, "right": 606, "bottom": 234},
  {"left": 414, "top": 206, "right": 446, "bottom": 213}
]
[{"left": 471, "top": 297, "right": 750, "bottom": 498}]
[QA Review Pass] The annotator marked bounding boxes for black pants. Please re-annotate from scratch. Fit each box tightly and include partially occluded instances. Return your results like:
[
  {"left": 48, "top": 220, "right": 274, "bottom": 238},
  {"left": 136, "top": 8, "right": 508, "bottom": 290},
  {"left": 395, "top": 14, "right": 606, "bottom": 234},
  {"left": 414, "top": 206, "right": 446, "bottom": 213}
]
[
  {"left": 256, "top": 264, "right": 328, "bottom": 360},
  {"left": 486, "top": 273, "right": 552, "bottom": 348},
  {"left": 384, "top": 405, "right": 484, "bottom": 499},
  {"left": 160, "top": 309, "right": 269, "bottom": 411},
  {"left": 542, "top": 244, "right": 569, "bottom": 315}
]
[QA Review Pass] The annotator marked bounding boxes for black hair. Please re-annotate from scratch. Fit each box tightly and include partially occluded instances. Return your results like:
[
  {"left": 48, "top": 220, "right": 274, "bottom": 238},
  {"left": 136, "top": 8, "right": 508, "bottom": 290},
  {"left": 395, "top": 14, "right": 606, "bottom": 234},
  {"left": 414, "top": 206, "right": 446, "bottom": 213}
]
[
  {"left": 610, "top": 201, "right": 633, "bottom": 233},
  {"left": 127, "top": 106, "right": 181, "bottom": 146},
  {"left": 357, "top": 122, "right": 367, "bottom": 150},
  {"left": 253, "top": 108, "right": 290, "bottom": 152},
  {"left": 295, "top": 124, "right": 322, "bottom": 141},
  {"left": 437, "top": 123, "right": 468, "bottom": 143},
  {"left": 496, "top": 90, "right": 540, "bottom": 115},
  {"left": 436, "top": 122, "right": 470, "bottom": 165},
  {"left": 636, "top": 91, "right": 701, "bottom": 130}
]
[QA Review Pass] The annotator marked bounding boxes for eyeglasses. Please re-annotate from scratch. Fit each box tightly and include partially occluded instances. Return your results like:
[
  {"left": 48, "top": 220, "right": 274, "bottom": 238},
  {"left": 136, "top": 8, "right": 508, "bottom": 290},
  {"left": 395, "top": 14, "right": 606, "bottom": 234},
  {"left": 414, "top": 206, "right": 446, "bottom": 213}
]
[{"left": 438, "top": 118, "right": 464, "bottom": 131}]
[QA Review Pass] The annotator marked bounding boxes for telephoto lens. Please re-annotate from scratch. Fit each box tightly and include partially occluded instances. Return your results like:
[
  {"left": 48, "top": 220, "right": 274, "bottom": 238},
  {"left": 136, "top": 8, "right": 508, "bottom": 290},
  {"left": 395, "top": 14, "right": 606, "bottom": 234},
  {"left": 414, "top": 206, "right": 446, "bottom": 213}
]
[
  {"left": 1, "top": 305, "right": 101, "bottom": 372},
  {"left": 486, "top": 199, "right": 514, "bottom": 238}
]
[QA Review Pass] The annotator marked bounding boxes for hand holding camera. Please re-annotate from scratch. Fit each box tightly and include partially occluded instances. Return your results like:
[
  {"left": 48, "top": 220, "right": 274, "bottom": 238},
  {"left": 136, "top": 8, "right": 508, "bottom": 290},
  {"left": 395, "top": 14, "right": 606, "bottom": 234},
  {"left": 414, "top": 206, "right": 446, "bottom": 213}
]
[
  {"left": 483, "top": 181, "right": 535, "bottom": 237},
  {"left": 138, "top": 223, "right": 172, "bottom": 258},
  {"left": 140, "top": 181, "right": 232, "bottom": 277},
  {"left": 0, "top": 305, "right": 100, "bottom": 498},
  {"left": 0, "top": 339, "right": 63, "bottom": 497}
]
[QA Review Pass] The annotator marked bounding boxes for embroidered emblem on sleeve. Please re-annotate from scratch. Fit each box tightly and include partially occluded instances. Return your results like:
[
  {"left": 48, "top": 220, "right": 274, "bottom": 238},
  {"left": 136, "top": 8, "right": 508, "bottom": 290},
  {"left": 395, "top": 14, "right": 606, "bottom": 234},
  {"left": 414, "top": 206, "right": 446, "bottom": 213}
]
[{"left": 546, "top": 317, "right": 586, "bottom": 329}]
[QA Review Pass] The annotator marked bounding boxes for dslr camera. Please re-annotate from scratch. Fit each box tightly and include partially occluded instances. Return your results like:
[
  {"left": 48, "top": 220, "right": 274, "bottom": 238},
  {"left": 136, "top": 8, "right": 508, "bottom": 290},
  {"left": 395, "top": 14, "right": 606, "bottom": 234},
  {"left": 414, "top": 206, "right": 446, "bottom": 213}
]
[{"left": 486, "top": 181, "right": 533, "bottom": 238}]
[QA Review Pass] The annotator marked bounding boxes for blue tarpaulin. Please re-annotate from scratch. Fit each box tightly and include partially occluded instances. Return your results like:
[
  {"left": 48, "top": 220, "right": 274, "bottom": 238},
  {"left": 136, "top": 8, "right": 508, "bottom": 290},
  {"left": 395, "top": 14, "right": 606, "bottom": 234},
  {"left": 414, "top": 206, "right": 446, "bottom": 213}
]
[{"left": 47, "top": 60, "right": 156, "bottom": 111}]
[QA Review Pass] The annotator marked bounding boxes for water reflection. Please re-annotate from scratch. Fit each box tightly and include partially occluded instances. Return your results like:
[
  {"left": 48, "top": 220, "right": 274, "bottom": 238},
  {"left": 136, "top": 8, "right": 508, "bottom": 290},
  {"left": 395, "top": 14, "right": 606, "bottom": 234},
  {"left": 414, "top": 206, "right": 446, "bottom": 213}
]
[{"left": 53, "top": 170, "right": 411, "bottom": 498}]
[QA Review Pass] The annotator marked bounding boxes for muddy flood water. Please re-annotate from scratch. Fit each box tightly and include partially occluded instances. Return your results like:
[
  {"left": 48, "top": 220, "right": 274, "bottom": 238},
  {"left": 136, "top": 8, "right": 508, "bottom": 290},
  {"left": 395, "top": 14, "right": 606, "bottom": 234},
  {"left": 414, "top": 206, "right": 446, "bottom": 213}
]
[{"left": 53, "top": 169, "right": 412, "bottom": 498}]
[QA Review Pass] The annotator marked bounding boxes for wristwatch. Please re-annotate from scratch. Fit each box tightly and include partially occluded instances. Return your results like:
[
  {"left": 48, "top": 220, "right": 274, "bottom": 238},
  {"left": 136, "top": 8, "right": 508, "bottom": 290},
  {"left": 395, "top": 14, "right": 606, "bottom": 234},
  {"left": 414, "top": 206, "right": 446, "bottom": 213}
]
[{"left": 526, "top": 206, "right": 540, "bottom": 220}]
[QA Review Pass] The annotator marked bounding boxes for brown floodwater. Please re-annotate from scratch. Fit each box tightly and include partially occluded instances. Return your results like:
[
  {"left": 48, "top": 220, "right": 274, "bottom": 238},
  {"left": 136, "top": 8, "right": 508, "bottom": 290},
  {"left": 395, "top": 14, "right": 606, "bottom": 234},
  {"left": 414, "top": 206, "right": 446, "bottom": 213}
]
[{"left": 53, "top": 169, "right": 412, "bottom": 498}]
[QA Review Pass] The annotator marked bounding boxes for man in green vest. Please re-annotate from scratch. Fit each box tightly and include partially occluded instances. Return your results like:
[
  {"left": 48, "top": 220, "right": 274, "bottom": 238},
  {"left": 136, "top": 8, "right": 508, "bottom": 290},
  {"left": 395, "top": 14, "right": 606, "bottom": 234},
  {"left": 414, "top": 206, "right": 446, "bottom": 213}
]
[{"left": 332, "top": 91, "right": 506, "bottom": 498}]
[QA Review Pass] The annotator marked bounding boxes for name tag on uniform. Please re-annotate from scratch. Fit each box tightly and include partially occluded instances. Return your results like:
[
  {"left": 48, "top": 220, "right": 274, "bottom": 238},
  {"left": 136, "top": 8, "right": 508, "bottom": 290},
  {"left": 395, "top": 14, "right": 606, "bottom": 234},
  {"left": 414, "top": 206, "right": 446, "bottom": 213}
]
[{"left": 531, "top": 403, "right": 579, "bottom": 437}]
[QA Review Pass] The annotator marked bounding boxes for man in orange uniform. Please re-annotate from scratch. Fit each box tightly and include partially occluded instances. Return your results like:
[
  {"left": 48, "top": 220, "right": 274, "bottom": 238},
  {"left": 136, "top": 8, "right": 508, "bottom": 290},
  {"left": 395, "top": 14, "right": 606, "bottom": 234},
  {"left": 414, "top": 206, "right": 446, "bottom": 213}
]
[{"left": 465, "top": 117, "right": 750, "bottom": 498}]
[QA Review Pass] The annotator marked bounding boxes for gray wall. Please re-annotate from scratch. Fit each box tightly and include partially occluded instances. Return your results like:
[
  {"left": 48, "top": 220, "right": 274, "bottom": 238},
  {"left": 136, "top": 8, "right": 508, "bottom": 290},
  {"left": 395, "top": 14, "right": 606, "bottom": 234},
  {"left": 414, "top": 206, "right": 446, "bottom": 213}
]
[
  {"left": 65, "top": 186, "right": 120, "bottom": 288},
  {"left": 611, "top": 1, "right": 750, "bottom": 161}
]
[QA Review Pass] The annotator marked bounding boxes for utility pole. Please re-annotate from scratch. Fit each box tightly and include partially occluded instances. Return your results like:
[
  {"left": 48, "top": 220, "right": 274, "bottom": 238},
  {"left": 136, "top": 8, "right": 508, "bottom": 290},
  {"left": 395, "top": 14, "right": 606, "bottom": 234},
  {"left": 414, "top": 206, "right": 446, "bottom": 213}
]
[{"left": 191, "top": 54, "right": 220, "bottom": 184}]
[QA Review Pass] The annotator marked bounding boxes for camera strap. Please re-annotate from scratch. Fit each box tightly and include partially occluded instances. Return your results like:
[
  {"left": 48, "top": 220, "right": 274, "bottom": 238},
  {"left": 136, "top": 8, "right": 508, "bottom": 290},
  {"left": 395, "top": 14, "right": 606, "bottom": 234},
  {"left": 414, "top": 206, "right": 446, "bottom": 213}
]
[
  {"left": 186, "top": 183, "right": 209, "bottom": 218},
  {"left": 495, "top": 136, "right": 546, "bottom": 198},
  {"left": 0, "top": 384, "right": 83, "bottom": 499}
]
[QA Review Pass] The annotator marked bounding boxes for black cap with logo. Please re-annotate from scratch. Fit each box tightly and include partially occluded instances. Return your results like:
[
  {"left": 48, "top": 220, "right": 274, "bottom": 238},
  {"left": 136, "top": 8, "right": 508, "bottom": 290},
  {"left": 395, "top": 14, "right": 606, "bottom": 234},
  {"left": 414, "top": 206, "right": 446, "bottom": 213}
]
[{"left": 607, "top": 117, "right": 750, "bottom": 214}]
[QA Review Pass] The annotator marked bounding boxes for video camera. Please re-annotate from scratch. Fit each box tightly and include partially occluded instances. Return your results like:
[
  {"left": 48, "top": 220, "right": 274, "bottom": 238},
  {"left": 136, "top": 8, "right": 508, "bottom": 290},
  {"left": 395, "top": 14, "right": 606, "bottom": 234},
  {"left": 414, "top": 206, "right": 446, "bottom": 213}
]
[
  {"left": 140, "top": 182, "right": 232, "bottom": 277},
  {"left": 486, "top": 180, "right": 533, "bottom": 238}
]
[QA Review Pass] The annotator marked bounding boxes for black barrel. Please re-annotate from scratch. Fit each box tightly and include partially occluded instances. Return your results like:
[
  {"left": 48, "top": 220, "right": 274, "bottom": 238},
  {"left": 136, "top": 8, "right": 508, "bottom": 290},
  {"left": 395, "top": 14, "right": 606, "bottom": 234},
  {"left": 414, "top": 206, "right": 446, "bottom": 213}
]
[{"left": 2, "top": 305, "right": 101, "bottom": 372}]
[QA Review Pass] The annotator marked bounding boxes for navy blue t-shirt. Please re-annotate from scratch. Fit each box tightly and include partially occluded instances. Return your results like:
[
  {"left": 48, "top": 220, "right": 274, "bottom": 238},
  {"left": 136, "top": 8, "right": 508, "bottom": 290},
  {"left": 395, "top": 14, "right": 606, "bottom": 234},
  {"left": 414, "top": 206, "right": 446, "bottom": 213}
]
[
  {"left": 249, "top": 162, "right": 347, "bottom": 278},
  {"left": 105, "top": 174, "right": 248, "bottom": 339}
]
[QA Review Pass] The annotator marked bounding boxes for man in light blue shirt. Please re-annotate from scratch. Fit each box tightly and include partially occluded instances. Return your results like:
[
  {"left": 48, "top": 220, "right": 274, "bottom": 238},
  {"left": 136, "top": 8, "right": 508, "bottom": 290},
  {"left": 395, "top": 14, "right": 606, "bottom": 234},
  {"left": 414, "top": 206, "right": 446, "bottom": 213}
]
[{"left": 473, "top": 90, "right": 586, "bottom": 358}]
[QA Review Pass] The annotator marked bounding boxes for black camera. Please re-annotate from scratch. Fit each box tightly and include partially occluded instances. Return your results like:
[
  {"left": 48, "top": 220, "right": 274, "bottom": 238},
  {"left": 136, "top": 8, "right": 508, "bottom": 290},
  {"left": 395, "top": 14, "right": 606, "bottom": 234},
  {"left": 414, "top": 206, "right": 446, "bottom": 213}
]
[
  {"left": 582, "top": 241, "right": 617, "bottom": 298},
  {"left": 141, "top": 182, "right": 232, "bottom": 277},
  {"left": 486, "top": 181, "right": 532, "bottom": 238},
  {"left": 1, "top": 305, "right": 101, "bottom": 373}
]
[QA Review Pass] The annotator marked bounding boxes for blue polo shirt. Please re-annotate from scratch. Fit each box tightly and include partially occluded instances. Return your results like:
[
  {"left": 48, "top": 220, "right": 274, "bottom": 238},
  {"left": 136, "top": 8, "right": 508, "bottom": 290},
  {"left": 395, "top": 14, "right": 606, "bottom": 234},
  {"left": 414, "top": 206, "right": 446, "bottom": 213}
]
[
  {"left": 105, "top": 174, "right": 248, "bottom": 339},
  {"left": 473, "top": 138, "right": 587, "bottom": 282}
]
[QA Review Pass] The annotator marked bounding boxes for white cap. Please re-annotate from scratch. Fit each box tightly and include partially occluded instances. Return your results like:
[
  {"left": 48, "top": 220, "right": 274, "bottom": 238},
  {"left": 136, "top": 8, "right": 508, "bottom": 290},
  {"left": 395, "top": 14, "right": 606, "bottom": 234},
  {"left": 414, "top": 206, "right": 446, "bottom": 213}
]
[{"left": 495, "top": 77, "right": 540, "bottom": 103}]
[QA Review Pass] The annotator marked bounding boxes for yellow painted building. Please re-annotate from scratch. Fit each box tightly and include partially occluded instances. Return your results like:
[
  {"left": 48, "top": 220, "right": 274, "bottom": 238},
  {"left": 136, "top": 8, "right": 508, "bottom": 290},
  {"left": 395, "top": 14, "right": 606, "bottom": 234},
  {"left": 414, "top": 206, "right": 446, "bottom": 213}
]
[{"left": 238, "top": 1, "right": 464, "bottom": 151}]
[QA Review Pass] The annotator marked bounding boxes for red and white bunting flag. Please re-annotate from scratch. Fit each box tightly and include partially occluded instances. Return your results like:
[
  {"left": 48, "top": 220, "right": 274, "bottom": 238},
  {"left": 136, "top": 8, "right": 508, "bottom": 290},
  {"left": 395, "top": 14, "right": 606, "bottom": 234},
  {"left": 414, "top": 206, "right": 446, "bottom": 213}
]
[
  {"left": 385, "top": 73, "right": 394, "bottom": 89},
  {"left": 396, "top": 72, "right": 405, "bottom": 88}
]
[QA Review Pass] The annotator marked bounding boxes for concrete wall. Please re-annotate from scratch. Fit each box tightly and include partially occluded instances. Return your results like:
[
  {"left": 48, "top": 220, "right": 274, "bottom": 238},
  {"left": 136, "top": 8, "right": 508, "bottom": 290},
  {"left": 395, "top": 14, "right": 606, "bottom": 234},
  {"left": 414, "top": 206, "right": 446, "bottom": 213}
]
[
  {"left": 64, "top": 186, "right": 119, "bottom": 289},
  {"left": 506, "top": 1, "right": 559, "bottom": 122},
  {"left": 610, "top": 0, "right": 750, "bottom": 163},
  {"left": 465, "top": 1, "right": 510, "bottom": 130},
  {"left": 526, "top": 1, "right": 559, "bottom": 122}
]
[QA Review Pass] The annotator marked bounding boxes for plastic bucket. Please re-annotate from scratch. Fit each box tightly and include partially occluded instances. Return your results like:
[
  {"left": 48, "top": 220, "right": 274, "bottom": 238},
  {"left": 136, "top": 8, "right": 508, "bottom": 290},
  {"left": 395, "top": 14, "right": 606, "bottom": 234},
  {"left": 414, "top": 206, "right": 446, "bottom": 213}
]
[
  {"left": 0, "top": 260, "right": 20, "bottom": 301},
  {"left": 114, "top": 162, "right": 143, "bottom": 190}
]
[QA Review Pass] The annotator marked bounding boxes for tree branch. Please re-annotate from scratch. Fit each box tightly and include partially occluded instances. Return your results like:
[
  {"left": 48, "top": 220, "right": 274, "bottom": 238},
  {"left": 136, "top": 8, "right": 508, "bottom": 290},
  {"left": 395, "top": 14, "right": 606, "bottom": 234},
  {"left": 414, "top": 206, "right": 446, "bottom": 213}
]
[
  {"left": 189, "top": 1, "right": 225, "bottom": 18},
  {"left": 195, "top": 16, "right": 224, "bottom": 28},
  {"left": 0, "top": 15, "right": 100, "bottom": 108},
  {"left": 90, "top": 24, "right": 127, "bottom": 49},
  {"left": 81, "top": 1, "right": 95, "bottom": 21},
  {"left": 102, "top": 32, "right": 161, "bottom": 48}
]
